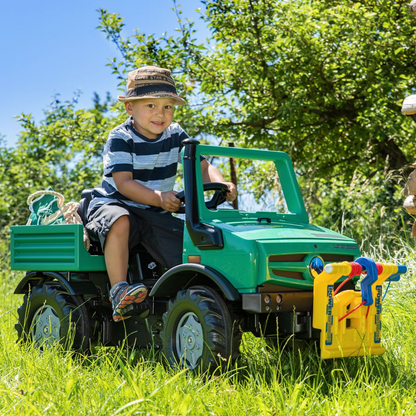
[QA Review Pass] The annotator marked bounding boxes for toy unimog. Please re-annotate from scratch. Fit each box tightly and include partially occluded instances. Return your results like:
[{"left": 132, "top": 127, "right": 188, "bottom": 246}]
[{"left": 10, "top": 140, "right": 405, "bottom": 371}]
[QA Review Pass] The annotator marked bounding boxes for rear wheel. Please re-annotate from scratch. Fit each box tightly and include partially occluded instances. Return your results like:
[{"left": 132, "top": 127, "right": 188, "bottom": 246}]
[
  {"left": 16, "top": 285, "right": 92, "bottom": 351},
  {"left": 161, "top": 285, "right": 241, "bottom": 372}
]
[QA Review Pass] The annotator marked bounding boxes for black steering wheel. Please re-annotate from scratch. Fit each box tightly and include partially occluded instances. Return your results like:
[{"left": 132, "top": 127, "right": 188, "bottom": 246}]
[{"left": 175, "top": 182, "right": 228, "bottom": 213}]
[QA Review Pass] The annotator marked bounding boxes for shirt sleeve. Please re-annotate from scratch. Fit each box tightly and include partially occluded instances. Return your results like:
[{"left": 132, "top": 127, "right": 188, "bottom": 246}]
[{"left": 103, "top": 130, "right": 134, "bottom": 177}]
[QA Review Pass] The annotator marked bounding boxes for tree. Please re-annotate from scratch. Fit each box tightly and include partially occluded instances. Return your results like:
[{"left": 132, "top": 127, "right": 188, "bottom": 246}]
[
  {"left": 99, "top": 0, "right": 416, "bottom": 173},
  {"left": 97, "top": 0, "right": 416, "bottom": 240},
  {"left": 3, "top": 0, "right": 415, "bottom": 243}
]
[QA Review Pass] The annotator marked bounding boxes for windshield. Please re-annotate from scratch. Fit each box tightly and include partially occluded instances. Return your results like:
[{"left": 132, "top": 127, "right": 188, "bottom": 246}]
[{"left": 201, "top": 156, "right": 289, "bottom": 214}]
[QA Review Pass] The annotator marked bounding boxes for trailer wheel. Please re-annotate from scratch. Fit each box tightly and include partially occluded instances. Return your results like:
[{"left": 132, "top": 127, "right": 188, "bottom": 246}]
[
  {"left": 161, "top": 285, "right": 241, "bottom": 372},
  {"left": 16, "top": 285, "right": 92, "bottom": 351}
]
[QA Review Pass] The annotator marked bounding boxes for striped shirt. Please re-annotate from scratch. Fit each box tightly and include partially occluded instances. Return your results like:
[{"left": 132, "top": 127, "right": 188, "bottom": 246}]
[{"left": 89, "top": 116, "right": 189, "bottom": 214}]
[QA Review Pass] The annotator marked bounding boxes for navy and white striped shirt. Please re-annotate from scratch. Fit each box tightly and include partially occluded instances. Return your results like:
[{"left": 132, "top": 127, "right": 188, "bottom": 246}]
[{"left": 88, "top": 116, "right": 189, "bottom": 214}]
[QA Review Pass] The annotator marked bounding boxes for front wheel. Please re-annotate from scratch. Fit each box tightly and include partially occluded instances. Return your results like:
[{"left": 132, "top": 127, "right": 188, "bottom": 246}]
[
  {"left": 161, "top": 285, "right": 241, "bottom": 372},
  {"left": 16, "top": 285, "right": 92, "bottom": 351}
]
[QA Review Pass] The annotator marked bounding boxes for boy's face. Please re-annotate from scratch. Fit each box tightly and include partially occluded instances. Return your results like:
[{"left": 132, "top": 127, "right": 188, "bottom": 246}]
[{"left": 124, "top": 98, "right": 175, "bottom": 139}]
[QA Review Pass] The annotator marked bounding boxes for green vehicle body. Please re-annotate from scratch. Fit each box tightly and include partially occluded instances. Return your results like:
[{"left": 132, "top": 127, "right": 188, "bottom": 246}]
[
  {"left": 181, "top": 144, "right": 357, "bottom": 292},
  {"left": 11, "top": 140, "right": 361, "bottom": 370}
]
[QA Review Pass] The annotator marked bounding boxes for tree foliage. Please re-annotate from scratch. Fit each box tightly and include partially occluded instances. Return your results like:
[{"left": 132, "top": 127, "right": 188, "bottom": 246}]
[
  {"left": 2, "top": 0, "right": 416, "bottom": 243},
  {"left": 98, "top": 0, "right": 416, "bottom": 172},
  {"left": 96, "top": 0, "right": 416, "bottom": 240},
  {"left": 0, "top": 93, "right": 114, "bottom": 232}
]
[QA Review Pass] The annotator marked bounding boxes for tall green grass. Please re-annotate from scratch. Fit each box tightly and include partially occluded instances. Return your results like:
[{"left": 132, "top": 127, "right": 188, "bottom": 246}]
[{"left": 0, "top": 241, "right": 415, "bottom": 415}]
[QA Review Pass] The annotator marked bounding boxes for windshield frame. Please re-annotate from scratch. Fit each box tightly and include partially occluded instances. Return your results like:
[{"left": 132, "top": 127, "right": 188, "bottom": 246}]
[{"left": 186, "top": 144, "right": 309, "bottom": 224}]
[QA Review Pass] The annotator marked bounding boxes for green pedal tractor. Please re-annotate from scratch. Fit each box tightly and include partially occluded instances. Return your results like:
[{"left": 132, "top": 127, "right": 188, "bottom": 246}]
[{"left": 10, "top": 140, "right": 406, "bottom": 371}]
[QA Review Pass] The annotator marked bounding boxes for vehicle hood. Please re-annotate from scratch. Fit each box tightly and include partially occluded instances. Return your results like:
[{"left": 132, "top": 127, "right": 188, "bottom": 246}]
[{"left": 215, "top": 220, "right": 356, "bottom": 243}]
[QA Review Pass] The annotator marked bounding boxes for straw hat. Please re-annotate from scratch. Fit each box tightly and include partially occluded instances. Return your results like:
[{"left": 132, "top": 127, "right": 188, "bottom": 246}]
[{"left": 118, "top": 66, "right": 186, "bottom": 106}]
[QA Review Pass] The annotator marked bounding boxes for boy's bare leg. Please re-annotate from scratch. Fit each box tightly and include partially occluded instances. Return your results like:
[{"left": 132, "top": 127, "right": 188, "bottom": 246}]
[
  {"left": 104, "top": 215, "right": 147, "bottom": 322},
  {"left": 104, "top": 215, "right": 130, "bottom": 287}
]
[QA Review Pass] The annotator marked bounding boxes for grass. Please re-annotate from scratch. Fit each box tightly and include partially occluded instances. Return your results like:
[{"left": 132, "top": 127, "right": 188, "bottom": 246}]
[{"left": 0, "top": 241, "right": 416, "bottom": 415}]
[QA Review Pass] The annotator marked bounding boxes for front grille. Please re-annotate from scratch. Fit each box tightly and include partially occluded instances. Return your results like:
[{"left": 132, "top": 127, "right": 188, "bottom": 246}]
[
  {"left": 269, "top": 254, "right": 306, "bottom": 262},
  {"left": 268, "top": 253, "right": 355, "bottom": 281},
  {"left": 271, "top": 270, "right": 304, "bottom": 280}
]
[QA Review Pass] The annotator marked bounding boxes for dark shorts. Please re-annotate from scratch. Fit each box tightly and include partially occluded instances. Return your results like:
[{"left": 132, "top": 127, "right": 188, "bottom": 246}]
[{"left": 85, "top": 203, "right": 184, "bottom": 269}]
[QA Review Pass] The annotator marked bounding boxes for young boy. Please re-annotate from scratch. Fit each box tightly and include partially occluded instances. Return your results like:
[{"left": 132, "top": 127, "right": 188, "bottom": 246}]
[{"left": 86, "top": 66, "right": 237, "bottom": 322}]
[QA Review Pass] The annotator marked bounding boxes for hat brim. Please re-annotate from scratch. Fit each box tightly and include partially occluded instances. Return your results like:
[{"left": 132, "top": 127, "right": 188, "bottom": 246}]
[{"left": 118, "top": 92, "right": 186, "bottom": 106}]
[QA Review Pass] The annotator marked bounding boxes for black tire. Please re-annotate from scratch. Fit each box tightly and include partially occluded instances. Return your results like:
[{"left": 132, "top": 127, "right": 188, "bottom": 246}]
[
  {"left": 16, "top": 285, "right": 92, "bottom": 351},
  {"left": 161, "top": 285, "right": 241, "bottom": 372}
]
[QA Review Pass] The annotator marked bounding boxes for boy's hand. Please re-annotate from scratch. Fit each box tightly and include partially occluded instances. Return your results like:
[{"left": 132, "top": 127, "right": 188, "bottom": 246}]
[
  {"left": 224, "top": 182, "right": 238, "bottom": 202},
  {"left": 158, "top": 191, "right": 181, "bottom": 212}
]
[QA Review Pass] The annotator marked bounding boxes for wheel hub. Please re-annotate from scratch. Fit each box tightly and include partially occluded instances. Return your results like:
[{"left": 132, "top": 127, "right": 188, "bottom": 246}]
[
  {"left": 31, "top": 305, "right": 60, "bottom": 349},
  {"left": 176, "top": 312, "right": 203, "bottom": 369}
]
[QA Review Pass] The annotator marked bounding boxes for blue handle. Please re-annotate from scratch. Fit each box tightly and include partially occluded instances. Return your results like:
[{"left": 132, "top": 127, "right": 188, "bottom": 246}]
[
  {"left": 355, "top": 257, "right": 378, "bottom": 306},
  {"left": 388, "top": 264, "right": 407, "bottom": 282}
]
